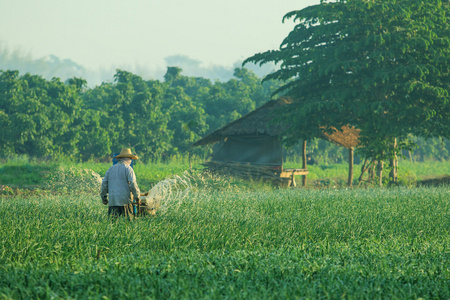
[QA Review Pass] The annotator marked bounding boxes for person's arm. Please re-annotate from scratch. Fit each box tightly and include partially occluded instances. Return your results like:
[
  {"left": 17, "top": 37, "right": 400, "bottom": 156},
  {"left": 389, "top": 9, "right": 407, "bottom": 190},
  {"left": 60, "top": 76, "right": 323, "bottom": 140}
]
[
  {"left": 126, "top": 168, "right": 141, "bottom": 202},
  {"left": 100, "top": 170, "right": 109, "bottom": 205}
]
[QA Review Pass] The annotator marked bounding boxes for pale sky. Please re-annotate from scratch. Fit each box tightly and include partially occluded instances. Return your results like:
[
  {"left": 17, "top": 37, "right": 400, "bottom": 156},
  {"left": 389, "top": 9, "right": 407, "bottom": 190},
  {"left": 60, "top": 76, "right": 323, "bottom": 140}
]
[{"left": 0, "top": 0, "right": 319, "bottom": 71}]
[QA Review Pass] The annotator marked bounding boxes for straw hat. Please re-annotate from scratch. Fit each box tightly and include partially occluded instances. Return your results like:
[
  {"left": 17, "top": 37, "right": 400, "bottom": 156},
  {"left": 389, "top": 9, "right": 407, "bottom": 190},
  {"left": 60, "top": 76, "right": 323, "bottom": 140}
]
[{"left": 114, "top": 148, "right": 138, "bottom": 160}]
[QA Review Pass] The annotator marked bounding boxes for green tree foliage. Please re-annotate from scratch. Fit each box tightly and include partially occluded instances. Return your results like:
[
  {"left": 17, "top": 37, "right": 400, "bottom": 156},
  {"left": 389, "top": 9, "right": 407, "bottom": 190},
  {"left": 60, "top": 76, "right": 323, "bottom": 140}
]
[
  {"left": 244, "top": 0, "right": 450, "bottom": 160},
  {"left": 113, "top": 70, "right": 171, "bottom": 160},
  {"left": 0, "top": 70, "right": 83, "bottom": 157},
  {"left": 0, "top": 67, "right": 279, "bottom": 162},
  {"left": 162, "top": 67, "right": 208, "bottom": 156},
  {"left": 197, "top": 68, "right": 283, "bottom": 133},
  {"left": 1, "top": 60, "right": 448, "bottom": 163}
]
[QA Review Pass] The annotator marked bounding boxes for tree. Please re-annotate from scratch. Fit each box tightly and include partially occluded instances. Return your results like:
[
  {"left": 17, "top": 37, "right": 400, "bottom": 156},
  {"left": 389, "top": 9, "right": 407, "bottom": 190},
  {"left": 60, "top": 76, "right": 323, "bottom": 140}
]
[
  {"left": 111, "top": 70, "right": 172, "bottom": 161},
  {"left": 0, "top": 70, "right": 84, "bottom": 157},
  {"left": 244, "top": 0, "right": 450, "bottom": 166}
]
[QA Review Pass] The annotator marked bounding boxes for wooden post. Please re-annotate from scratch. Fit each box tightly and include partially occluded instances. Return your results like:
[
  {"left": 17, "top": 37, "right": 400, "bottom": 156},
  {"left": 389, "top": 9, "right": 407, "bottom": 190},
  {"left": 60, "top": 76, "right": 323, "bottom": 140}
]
[
  {"left": 348, "top": 147, "right": 354, "bottom": 187},
  {"left": 302, "top": 140, "right": 307, "bottom": 187},
  {"left": 389, "top": 138, "right": 398, "bottom": 184}
]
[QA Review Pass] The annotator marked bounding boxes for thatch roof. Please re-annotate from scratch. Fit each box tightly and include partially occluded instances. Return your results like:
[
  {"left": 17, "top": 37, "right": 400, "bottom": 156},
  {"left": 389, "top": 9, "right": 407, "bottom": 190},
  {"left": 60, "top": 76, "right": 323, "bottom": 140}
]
[
  {"left": 193, "top": 98, "right": 291, "bottom": 146},
  {"left": 193, "top": 97, "right": 360, "bottom": 148},
  {"left": 321, "top": 126, "right": 360, "bottom": 149}
]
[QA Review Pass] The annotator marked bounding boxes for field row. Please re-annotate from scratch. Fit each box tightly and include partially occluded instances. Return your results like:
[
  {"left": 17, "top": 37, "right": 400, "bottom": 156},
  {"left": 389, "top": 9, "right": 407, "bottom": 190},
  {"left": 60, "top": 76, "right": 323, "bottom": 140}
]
[{"left": 1, "top": 185, "right": 449, "bottom": 298}]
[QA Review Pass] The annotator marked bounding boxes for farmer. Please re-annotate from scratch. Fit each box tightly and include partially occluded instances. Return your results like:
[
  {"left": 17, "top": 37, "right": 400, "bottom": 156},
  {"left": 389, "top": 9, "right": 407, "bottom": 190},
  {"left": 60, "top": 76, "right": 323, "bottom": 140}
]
[{"left": 100, "top": 148, "right": 141, "bottom": 217}]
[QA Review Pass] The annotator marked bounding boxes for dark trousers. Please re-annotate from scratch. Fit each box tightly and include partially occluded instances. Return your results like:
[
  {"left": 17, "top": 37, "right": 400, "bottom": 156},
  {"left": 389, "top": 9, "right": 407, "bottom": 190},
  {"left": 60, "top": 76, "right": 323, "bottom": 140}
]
[{"left": 108, "top": 204, "right": 133, "bottom": 217}]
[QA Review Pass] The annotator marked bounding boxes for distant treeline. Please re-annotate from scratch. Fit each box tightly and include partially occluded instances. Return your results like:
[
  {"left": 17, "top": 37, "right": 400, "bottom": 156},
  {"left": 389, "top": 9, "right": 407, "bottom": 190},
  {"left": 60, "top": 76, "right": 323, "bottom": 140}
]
[{"left": 0, "top": 68, "right": 448, "bottom": 163}]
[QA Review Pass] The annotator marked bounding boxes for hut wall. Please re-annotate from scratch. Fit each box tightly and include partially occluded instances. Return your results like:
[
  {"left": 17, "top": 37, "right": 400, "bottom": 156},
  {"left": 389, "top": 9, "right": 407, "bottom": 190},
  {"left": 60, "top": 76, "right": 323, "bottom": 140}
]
[{"left": 212, "top": 135, "right": 282, "bottom": 165}]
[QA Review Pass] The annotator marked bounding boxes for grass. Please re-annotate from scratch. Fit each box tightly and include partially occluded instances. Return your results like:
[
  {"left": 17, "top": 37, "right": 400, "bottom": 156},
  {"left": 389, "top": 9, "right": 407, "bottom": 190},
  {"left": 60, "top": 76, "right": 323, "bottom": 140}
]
[
  {"left": 0, "top": 184, "right": 449, "bottom": 299},
  {"left": 399, "top": 160, "right": 450, "bottom": 179},
  {"left": 0, "top": 157, "right": 449, "bottom": 297},
  {"left": 3, "top": 157, "right": 450, "bottom": 193},
  {"left": 0, "top": 161, "right": 57, "bottom": 188},
  {"left": 0, "top": 156, "right": 200, "bottom": 192},
  {"left": 284, "top": 159, "right": 450, "bottom": 187}
]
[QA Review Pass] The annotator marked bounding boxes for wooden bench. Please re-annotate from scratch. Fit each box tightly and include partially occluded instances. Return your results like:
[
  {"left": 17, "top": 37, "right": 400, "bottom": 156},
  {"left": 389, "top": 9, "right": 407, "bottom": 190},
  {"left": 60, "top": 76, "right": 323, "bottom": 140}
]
[{"left": 280, "top": 168, "right": 309, "bottom": 187}]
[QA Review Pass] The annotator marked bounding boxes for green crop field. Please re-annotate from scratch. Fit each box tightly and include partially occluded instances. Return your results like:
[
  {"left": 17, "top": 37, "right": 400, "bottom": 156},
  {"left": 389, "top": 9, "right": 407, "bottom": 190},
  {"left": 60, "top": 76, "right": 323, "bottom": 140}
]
[
  {"left": 2, "top": 157, "right": 450, "bottom": 193},
  {"left": 1, "top": 168, "right": 449, "bottom": 299}
]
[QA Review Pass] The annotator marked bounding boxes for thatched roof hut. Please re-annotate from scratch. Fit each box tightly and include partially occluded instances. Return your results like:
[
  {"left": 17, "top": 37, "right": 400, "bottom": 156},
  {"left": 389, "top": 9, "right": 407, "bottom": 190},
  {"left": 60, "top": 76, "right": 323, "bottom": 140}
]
[
  {"left": 194, "top": 97, "right": 360, "bottom": 186},
  {"left": 194, "top": 97, "right": 360, "bottom": 149}
]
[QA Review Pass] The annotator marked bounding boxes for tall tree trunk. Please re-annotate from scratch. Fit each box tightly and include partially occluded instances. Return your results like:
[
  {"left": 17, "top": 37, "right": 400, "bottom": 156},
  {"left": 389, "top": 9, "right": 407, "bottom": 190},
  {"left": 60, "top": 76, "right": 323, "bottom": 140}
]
[
  {"left": 359, "top": 158, "right": 374, "bottom": 183},
  {"left": 389, "top": 138, "right": 398, "bottom": 184},
  {"left": 369, "top": 161, "right": 375, "bottom": 181},
  {"left": 377, "top": 160, "right": 384, "bottom": 186},
  {"left": 348, "top": 147, "right": 354, "bottom": 187},
  {"left": 302, "top": 140, "right": 307, "bottom": 187}
]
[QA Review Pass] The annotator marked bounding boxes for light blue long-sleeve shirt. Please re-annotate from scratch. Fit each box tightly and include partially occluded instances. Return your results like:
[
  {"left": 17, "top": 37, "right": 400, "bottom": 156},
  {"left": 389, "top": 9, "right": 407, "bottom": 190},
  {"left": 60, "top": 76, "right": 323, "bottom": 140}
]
[{"left": 100, "top": 161, "right": 140, "bottom": 206}]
